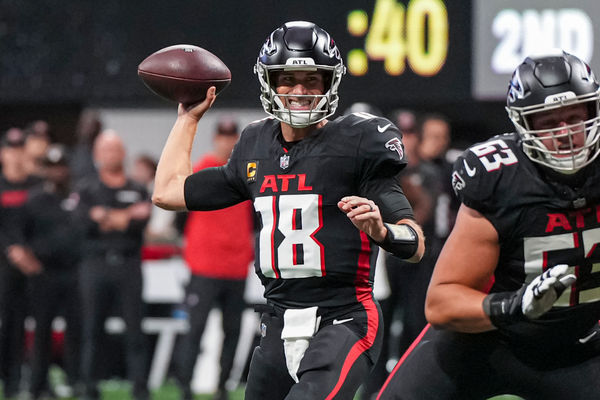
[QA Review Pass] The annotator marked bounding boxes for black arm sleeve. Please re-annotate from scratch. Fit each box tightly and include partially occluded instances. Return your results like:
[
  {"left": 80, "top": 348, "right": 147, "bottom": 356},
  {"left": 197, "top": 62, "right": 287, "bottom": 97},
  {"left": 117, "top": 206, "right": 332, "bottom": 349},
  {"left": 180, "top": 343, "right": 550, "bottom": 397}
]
[
  {"left": 362, "top": 175, "right": 414, "bottom": 223},
  {"left": 184, "top": 166, "right": 248, "bottom": 211}
]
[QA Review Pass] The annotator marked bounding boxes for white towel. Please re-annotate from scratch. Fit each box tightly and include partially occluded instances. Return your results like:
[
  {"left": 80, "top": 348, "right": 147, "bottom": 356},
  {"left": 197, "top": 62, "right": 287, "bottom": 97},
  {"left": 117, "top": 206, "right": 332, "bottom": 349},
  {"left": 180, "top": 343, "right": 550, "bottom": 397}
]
[{"left": 281, "top": 307, "right": 320, "bottom": 382}]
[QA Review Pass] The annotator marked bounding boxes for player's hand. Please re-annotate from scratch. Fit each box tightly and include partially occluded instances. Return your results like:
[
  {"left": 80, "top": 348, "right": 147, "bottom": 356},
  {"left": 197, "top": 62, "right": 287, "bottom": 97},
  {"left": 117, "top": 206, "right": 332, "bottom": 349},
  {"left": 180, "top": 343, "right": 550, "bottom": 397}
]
[
  {"left": 337, "top": 196, "right": 386, "bottom": 242},
  {"left": 483, "top": 264, "right": 576, "bottom": 327},
  {"left": 128, "top": 202, "right": 152, "bottom": 220},
  {"left": 6, "top": 245, "right": 43, "bottom": 275},
  {"left": 521, "top": 264, "right": 576, "bottom": 319},
  {"left": 177, "top": 86, "right": 217, "bottom": 122}
]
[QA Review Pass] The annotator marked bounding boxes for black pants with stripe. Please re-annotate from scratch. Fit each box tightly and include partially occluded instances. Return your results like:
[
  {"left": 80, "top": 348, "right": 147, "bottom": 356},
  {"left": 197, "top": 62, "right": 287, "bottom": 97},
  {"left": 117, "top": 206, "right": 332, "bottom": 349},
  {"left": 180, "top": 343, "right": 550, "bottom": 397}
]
[
  {"left": 378, "top": 324, "right": 600, "bottom": 400},
  {"left": 245, "top": 298, "right": 383, "bottom": 400}
]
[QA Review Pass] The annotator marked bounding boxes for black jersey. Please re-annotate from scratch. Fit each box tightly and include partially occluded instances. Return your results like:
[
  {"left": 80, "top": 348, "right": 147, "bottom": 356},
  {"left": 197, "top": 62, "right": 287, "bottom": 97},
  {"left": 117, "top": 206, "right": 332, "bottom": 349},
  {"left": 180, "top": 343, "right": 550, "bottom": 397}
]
[
  {"left": 75, "top": 178, "right": 150, "bottom": 256},
  {"left": 0, "top": 175, "right": 42, "bottom": 260},
  {"left": 22, "top": 184, "right": 83, "bottom": 270},
  {"left": 452, "top": 132, "right": 600, "bottom": 345},
  {"left": 185, "top": 114, "right": 412, "bottom": 308}
]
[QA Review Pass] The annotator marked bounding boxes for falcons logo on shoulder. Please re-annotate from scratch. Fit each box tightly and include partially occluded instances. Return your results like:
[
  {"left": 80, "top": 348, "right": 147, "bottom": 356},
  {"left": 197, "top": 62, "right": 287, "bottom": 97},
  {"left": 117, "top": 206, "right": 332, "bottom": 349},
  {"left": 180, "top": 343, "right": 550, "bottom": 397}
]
[{"left": 385, "top": 138, "right": 404, "bottom": 159}]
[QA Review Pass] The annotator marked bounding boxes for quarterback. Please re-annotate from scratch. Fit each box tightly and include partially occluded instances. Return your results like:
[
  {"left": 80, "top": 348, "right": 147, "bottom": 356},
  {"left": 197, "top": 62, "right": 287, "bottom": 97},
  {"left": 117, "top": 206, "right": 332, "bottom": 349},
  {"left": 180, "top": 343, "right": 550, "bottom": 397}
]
[{"left": 153, "top": 21, "right": 424, "bottom": 400}]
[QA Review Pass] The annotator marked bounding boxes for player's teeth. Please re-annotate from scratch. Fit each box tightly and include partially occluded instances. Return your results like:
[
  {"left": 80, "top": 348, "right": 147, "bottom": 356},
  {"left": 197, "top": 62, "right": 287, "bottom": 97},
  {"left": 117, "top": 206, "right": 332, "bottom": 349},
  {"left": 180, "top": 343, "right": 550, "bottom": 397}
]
[{"left": 290, "top": 100, "right": 310, "bottom": 106}]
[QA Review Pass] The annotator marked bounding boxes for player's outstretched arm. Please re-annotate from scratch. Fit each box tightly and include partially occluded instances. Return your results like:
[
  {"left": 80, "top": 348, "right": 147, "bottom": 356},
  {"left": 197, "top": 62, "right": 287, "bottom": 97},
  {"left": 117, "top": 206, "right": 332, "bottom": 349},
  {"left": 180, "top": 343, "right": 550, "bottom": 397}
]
[
  {"left": 425, "top": 204, "right": 500, "bottom": 333},
  {"left": 153, "top": 87, "right": 216, "bottom": 211},
  {"left": 426, "top": 204, "right": 576, "bottom": 333}
]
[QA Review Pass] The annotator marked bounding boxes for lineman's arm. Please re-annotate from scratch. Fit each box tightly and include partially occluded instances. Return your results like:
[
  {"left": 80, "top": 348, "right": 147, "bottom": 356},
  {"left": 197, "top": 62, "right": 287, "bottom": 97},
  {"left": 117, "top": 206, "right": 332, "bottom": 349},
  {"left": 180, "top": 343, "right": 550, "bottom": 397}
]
[
  {"left": 425, "top": 204, "right": 499, "bottom": 333},
  {"left": 153, "top": 87, "right": 216, "bottom": 211}
]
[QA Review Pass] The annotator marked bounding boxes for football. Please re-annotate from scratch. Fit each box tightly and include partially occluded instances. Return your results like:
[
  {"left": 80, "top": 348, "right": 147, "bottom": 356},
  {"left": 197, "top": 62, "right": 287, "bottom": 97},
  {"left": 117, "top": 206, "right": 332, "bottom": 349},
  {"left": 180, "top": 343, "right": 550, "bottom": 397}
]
[{"left": 138, "top": 44, "right": 231, "bottom": 105}]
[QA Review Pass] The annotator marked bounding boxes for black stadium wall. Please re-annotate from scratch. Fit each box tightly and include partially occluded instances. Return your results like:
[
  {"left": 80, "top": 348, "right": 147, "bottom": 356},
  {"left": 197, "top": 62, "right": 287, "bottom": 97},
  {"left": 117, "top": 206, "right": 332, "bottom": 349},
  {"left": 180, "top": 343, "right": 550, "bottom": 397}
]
[{"left": 1, "top": 0, "right": 598, "bottom": 146}]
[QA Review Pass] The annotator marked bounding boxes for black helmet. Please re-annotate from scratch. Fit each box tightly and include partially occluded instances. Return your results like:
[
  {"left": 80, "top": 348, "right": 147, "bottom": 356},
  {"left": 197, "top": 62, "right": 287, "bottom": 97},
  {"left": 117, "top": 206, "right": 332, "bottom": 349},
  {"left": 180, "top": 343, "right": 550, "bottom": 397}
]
[
  {"left": 506, "top": 50, "right": 600, "bottom": 173},
  {"left": 254, "top": 21, "right": 346, "bottom": 127}
]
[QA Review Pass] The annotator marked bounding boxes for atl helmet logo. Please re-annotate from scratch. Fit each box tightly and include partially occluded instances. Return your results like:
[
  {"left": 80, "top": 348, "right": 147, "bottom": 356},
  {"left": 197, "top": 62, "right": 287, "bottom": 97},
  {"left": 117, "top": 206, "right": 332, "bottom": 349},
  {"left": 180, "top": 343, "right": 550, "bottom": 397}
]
[
  {"left": 545, "top": 91, "right": 576, "bottom": 104},
  {"left": 286, "top": 58, "right": 316, "bottom": 66},
  {"left": 385, "top": 138, "right": 404, "bottom": 159}
]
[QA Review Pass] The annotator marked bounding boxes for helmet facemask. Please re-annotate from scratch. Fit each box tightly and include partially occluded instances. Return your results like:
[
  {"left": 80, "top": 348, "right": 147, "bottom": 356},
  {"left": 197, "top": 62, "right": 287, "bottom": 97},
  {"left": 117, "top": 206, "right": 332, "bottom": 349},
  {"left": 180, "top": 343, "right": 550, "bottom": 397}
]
[
  {"left": 255, "top": 63, "right": 345, "bottom": 128},
  {"left": 508, "top": 94, "right": 600, "bottom": 174}
]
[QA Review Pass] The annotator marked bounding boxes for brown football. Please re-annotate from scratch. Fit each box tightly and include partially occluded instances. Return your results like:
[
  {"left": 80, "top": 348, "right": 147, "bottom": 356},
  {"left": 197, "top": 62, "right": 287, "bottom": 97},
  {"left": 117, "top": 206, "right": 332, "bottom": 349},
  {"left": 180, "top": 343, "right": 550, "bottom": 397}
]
[{"left": 138, "top": 44, "right": 231, "bottom": 105}]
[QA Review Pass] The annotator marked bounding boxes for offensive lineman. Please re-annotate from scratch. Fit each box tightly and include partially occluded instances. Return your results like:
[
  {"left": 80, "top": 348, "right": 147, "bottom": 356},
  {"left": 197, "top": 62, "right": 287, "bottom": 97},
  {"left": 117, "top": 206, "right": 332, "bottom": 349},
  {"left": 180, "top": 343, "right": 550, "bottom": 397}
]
[
  {"left": 378, "top": 50, "right": 600, "bottom": 399},
  {"left": 153, "top": 21, "right": 424, "bottom": 400}
]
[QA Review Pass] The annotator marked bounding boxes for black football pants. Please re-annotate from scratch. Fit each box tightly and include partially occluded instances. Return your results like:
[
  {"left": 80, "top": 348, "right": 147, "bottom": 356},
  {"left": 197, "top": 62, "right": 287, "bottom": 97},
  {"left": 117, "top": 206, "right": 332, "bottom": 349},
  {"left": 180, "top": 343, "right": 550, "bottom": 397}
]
[
  {"left": 378, "top": 324, "right": 600, "bottom": 400},
  {"left": 245, "top": 298, "right": 383, "bottom": 400}
]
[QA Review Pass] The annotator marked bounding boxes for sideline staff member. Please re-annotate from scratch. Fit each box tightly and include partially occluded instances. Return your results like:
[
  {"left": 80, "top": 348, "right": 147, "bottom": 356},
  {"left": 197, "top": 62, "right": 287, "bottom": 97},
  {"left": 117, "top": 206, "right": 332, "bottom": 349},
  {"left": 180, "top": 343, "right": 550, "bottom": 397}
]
[{"left": 76, "top": 131, "right": 152, "bottom": 400}]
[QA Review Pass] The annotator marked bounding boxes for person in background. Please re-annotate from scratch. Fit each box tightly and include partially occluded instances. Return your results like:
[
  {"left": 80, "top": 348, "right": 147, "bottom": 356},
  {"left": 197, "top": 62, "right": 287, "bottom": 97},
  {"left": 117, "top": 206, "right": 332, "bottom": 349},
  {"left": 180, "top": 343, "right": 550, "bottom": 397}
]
[
  {"left": 0, "top": 128, "right": 42, "bottom": 398},
  {"left": 70, "top": 109, "right": 103, "bottom": 185},
  {"left": 75, "top": 130, "right": 152, "bottom": 400},
  {"left": 173, "top": 117, "right": 254, "bottom": 400},
  {"left": 23, "top": 121, "right": 51, "bottom": 178},
  {"left": 153, "top": 21, "right": 424, "bottom": 400},
  {"left": 361, "top": 109, "right": 435, "bottom": 400},
  {"left": 378, "top": 50, "right": 600, "bottom": 400},
  {"left": 418, "top": 113, "right": 459, "bottom": 257},
  {"left": 132, "top": 154, "right": 179, "bottom": 245},
  {"left": 9, "top": 144, "right": 83, "bottom": 399}
]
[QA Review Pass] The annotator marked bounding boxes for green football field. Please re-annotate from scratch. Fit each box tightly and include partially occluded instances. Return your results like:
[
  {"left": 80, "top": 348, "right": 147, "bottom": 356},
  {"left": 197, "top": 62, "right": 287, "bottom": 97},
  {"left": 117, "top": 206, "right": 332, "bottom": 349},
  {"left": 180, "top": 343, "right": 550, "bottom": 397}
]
[{"left": 0, "top": 371, "right": 525, "bottom": 400}]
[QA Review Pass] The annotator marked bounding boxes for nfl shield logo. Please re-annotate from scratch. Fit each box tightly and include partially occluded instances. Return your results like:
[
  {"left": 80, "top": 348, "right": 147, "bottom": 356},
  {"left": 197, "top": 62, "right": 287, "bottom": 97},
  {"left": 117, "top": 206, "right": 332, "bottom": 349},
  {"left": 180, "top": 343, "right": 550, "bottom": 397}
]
[{"left": 280, "top": 154, "right": 290, "bottom": 169}]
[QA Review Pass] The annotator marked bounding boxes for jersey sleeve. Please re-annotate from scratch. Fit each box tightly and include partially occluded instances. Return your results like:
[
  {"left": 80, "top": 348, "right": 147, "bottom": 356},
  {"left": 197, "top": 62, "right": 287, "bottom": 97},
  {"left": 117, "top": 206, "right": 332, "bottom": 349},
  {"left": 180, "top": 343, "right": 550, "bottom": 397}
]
[
  {"left": 452, "top": 149, "right": 496, "bottom": 213},
  {"left": 356, "top": 116, "right": 407, "bottom": 184},
  {"left": 363, "top": 175, "right": 414, "bottom": 223},
  {"left": 451, "top": 136, "right": 522, "bottom": 236},
  {"left": 184, "top": 131, "right": 250, "bottom": 211}
]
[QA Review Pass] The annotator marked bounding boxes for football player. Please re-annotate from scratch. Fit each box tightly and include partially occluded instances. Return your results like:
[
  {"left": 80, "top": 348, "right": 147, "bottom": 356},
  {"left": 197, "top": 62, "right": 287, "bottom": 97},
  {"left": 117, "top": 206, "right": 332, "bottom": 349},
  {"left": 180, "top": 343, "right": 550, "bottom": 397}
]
[
  {"left": 377, "top": 50, "right": 600, "bottom": 400},
  {"left": 153, "top": 21, "right": 424, "bottom": 400}
]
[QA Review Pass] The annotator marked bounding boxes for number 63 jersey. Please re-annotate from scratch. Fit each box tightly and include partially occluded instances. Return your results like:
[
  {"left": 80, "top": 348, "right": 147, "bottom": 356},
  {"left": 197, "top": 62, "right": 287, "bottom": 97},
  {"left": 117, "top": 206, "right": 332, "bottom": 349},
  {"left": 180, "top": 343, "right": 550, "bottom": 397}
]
[
  {"left": 185, "top": 114, "right": 411, "bottom": 309},
  {"left": 452, "top": 132, "right": 600, "bottom": 344}
]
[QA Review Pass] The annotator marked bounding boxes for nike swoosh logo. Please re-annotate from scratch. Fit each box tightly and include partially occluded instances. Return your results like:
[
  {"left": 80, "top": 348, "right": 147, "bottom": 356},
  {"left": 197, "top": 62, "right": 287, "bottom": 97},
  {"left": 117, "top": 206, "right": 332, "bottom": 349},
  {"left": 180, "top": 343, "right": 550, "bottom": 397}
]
[
  {"left": 579, "top": 330, "right": 598, "bottom": 344},
  {"left": 332, "top": 317, "right": 354, "bottom": 325},
  {"left": 463, "top": 159, "right": 477, "bottom": 177},
  {"left": 377, "top": 123, "right": 391, "bottom": 133}
]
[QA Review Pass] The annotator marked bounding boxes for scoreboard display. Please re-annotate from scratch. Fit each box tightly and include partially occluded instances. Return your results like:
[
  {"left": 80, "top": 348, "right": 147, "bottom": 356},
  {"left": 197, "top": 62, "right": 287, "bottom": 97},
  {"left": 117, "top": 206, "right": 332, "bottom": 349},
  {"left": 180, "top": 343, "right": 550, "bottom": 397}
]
[
  {"left": 473, "top": 0, "right": 600, "bottom": 100},
  {"left": 2, "top": 0, "right": 596, "bottom": 111},
  {"left": 0, "top": 0, "right": 468, "bottom": 108}
]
